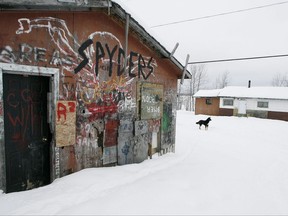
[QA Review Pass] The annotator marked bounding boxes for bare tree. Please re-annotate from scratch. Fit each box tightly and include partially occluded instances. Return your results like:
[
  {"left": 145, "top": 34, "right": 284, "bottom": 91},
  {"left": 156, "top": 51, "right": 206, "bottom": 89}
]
[
  {"left": 271, "top": 72, "right": 288, "bottom": 87},
  {"left": 177, "top": 64, "right": 208, "bottom": 111},
  {"left": 190, "top": 64, "right": 208, "bottom": 91},
  {"left": 215, "top": 71, "right": 230, "bottom": 89},
  {"left": 189, "top": 64, "right": 208, "bottom": 111}
]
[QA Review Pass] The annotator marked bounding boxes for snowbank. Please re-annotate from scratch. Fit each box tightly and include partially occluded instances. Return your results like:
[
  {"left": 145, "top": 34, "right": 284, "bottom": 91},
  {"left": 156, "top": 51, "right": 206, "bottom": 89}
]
[{"left": 0, "top": 111, "right": 288, "bottom": 215}]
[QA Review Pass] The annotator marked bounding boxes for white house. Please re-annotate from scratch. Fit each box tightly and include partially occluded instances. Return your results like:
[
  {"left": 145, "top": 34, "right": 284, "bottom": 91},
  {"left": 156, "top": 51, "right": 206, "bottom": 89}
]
[{"left": 194, "top": 86, "right": 288, "bottom": 121}]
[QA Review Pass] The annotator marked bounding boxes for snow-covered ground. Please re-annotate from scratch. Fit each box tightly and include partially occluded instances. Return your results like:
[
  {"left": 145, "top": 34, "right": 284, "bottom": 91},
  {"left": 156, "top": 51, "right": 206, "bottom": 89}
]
[{"left": 1, "top": 111, "right": 288, "bottom": 215}]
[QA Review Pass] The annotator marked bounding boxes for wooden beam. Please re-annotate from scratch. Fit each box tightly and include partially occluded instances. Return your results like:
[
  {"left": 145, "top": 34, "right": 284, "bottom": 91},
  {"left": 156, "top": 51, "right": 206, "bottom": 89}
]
[{"left": 0, "top": 0, "right": 111, "bottom": 7}]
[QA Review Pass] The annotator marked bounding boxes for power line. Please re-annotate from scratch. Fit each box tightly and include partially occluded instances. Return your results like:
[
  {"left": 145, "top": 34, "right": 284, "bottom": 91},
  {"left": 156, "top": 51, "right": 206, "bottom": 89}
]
[
  {"left": 188, "top": 54, "right": 288, "bottom": 65},
  {"left": 151, "top": 1, "right": 288, "bottom": 28}
]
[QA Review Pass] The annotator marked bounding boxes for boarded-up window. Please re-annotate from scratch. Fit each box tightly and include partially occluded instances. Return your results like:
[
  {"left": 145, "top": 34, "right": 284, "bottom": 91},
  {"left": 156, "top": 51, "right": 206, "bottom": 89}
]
[{"left": 140, "top": 83, "right": 163, "bottom": 120}]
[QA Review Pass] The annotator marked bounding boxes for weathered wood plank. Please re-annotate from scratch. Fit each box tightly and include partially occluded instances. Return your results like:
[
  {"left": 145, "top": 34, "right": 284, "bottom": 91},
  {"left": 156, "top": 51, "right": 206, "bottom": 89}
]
[{"left": 0, "top": 0, "right": 111, "bottom": 7}]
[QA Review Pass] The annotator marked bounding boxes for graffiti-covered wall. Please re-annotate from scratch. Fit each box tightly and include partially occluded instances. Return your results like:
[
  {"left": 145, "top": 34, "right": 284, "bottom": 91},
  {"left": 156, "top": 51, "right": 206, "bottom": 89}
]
[{"left": 0, "top": 10, "right": 179, "bottom": 184}]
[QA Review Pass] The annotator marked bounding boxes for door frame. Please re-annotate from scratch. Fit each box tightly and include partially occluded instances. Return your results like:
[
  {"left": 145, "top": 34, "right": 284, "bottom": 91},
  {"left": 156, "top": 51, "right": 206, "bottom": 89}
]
[
  {"left": 237, "top": 99, "right": 247, "bottom": 115},
  {"left": 0, "top": 63, "right": 59, "bottom": 193}
]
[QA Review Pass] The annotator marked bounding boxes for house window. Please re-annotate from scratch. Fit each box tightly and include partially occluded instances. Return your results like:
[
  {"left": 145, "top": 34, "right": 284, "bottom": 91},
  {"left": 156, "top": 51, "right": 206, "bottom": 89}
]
[
  {"left": 223, "top": 99, "right": 234, "bottom": 106},
  {"left": 257, "top": 101, "right": 269, "bottom": 108},
  {"left": 206, "top": 98, "right": 212, "bottom": 105}
]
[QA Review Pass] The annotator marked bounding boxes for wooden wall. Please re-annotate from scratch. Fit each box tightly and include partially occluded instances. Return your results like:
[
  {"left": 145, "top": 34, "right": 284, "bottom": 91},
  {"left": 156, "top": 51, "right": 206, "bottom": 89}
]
[
  {"left": 195, "top": 98, "right": 220, "bottom": 116},
  {"left": 0, "top": 9, "right": 181, "bottom": 191}
]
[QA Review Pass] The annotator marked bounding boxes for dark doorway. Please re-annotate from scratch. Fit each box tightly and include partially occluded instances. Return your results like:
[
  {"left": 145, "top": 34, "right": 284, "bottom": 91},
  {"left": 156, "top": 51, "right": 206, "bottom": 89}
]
[{"left": 3, "top": 74, "right": 51, "bottom": 193}]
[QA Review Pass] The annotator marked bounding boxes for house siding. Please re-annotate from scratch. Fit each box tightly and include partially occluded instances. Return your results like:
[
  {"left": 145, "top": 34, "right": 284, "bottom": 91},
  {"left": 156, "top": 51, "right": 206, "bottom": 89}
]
[
  {"left": 226, "top": 98, "right": 288, "bottom": 113},
  {"left": 220, "top": 97, "right": 288, "bottom": 117},
  {"left": 195, "top": 87, "right": 288, "bottom": 121},
  {"left": 195, "top": 98, "right": 220, "bottom": 116},
  {"left": 268, "top": 111, "right": 288, "bottom": 121},
  {"left": 0, "top": 9, "right": 181, "bottom": 192},
  {"left": 219, "top": 108, "right": 234, "bottom": 116},
  {"left": 198, "top": 96, "right": 288, "bottom": 121}
]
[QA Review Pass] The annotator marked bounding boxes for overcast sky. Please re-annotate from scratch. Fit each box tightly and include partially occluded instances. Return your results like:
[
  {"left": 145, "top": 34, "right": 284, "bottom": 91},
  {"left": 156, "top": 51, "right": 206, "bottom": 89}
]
[{"left": 115, "top": 0, "right": 288, "bottom": 88}]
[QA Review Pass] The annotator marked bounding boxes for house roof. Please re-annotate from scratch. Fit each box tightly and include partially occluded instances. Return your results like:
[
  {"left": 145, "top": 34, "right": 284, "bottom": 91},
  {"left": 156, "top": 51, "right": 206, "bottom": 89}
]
[
  {"left": 193, "top": 88, "right": 222, "bottom": 97},
  {"left": 0, "top": 0, "right": 189, "bottom": 79},
  {"left": 194, "top": 86, "right": 288, "bottom": 100}
]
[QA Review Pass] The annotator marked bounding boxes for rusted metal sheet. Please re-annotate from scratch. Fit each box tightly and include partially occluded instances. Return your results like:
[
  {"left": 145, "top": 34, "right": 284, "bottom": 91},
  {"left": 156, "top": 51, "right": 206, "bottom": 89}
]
[
  {"left": 140, "top": 83, "right": 163, "bottom": 120},
  {"left": 148, "top": 119, "right": 161, "bottom": 133},
  {"left": 117, "top": 119, "right": 134, "bottom": 165},
  {"left": 105, "top": 119, "right": 119, "bottom": 130},
  {"left": 118, "top": 135, "right": 133, "bottom": 165},
  {"left": 135, "top": 120, "right": 148, "bottom": 136},
  {"left": 103, "top": 146, "right": 117, "bottom": 165},
  {"left": 118, "top": 119, "right": 133, "bottom": 133},
  {"left": 104, "top": 120, "right": 119, "bottom": 147},
  {"left": 132, "top": 134, "right": 149, "bottom": 163}
]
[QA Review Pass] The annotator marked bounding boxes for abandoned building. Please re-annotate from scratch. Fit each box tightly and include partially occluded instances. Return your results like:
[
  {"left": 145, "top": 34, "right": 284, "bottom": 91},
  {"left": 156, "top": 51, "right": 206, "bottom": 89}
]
[{"left": 0, "top": 0, "right": 188, "bottom": 193}]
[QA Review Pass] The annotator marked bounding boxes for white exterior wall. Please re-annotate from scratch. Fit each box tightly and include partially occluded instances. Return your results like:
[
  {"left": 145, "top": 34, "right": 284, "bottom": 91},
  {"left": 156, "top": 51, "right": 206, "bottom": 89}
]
[
  {"left": 220, "top": 97, "right": 288, "bottom": 112},
  {"left": 246, "top": 99, "right": 266, "bottom": 111},
  {"left": 272, "top": 100, "right": 288, "bottom": 112}
]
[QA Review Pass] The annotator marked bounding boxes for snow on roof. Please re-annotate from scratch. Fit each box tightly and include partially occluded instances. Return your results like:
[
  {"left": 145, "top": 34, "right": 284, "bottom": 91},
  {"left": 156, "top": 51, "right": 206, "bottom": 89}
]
[
  {"left": 193, "top": 89, "right": 222, "bottom": 97},
  {"left": 194, "top": 86, "right": 288, "bottom": 100}
]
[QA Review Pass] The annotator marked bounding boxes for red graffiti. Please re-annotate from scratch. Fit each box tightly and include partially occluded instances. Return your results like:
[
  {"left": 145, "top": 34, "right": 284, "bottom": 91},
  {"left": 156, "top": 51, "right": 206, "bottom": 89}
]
[
  {"left": 7, "top": 93, "right": 19, "bottom": 108},
  {"left": 87, "top": 103, "right": 118, "bottom": 114},
  {"left": 6, "top": 88, "right": 42, "bottom": 140},
  {"left": 68, "top": 101, "right": 76, "bottom": 112},
  {"left": 57, "top": 102, "right": 67, "bottom": 121},
  {"left": 57, "top": 101, "right": 76, "bottom": 121}
]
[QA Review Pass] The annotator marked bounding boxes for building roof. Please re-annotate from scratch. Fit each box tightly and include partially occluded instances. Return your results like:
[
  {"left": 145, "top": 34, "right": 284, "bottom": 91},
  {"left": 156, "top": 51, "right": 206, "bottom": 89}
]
[
  {"left": 193, "top": 88, "right": 222, "bottom": 97},
  {"left": 194, "top": 86, "right": 288, "bottom": 100},
  {"left": 0, "top": 0, "right": 189, "bottom": 79}
]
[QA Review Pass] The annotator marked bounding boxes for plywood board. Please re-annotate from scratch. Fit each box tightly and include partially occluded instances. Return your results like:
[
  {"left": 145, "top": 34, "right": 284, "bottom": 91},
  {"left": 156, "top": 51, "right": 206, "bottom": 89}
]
[
  {"left": 140, "top": 83, "right": 163, "bottom": 120},
  {"left": 56, "top": 101, "right": 76, "bottom": 147}
]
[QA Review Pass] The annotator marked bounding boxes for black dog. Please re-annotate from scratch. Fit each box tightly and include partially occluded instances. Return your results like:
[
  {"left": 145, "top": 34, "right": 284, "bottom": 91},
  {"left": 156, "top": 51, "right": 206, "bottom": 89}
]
[{"left": 196, "top": 117, "right": 211, "bottom": 130}]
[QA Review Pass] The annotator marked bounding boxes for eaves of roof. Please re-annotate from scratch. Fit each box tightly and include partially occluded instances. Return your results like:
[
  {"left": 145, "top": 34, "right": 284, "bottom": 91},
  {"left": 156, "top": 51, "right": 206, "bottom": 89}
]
[
  {"left": 0, "top": 0, "right": 189, "bottom": 79},
  {"left": 194, "top": 87, "right": 288, "bottom": 100}
]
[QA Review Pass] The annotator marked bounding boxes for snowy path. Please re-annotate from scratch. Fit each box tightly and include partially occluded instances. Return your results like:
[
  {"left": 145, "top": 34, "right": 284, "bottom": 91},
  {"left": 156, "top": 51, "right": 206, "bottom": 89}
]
[{"left": 1, "top": 111, "right": 288, "bottom": 215}]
